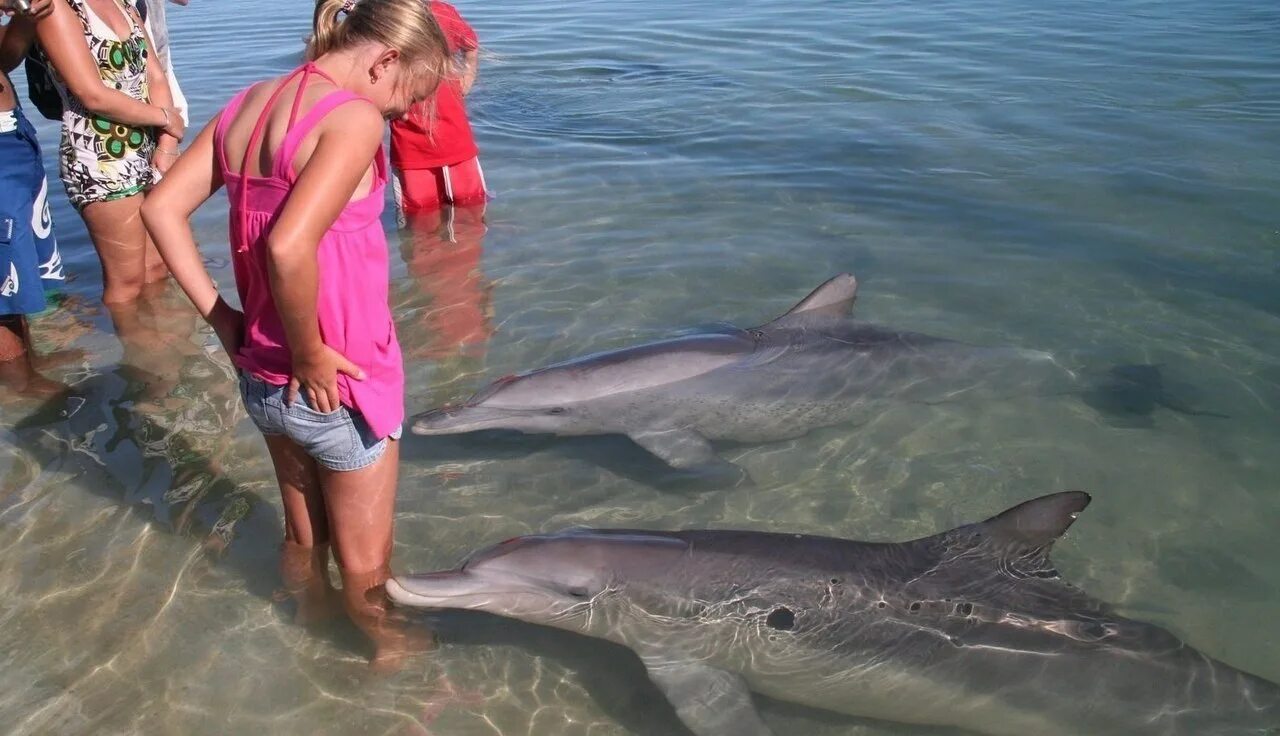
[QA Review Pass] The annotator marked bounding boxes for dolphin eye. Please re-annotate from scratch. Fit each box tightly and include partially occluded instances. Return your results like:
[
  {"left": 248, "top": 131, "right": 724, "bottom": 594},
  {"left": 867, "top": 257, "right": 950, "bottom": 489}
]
[
  {"left": 567, "top": 586, "right": 590, "bottom": 598},
  {"left": 548, "top": 407, "right": 568, "bottom": 415}
]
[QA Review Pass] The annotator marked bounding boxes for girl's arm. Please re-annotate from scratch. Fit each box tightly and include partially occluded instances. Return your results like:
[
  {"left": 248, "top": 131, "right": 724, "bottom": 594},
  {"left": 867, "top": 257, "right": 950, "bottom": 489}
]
[
  {"left": 35, "top": 0, "right": 182, "bottom": 137},
  {"left": 266, "top": 100, "right": 381, "bottom": 413},
  {"left": 140, "top": 115, "right": 239, "bottom": 352}
]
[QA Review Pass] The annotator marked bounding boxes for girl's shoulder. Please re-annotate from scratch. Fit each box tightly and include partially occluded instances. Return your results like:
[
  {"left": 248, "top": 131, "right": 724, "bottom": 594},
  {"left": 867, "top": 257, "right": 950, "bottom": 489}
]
[
  {"left": 309, "top": 94, "right": 383, "bottom": 141},
  {"left": 228, "top": 74, "right": 334, "bottom": 120}
]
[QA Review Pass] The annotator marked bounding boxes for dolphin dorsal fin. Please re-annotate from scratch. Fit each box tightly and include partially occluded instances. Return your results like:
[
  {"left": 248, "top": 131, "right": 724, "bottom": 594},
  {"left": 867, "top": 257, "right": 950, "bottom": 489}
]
[
  {"left": 779, "top": 273, "right": 859, "bottom": 319},
  {"left": 979, "top": 492, "right": 1091, "bottom": 553}
]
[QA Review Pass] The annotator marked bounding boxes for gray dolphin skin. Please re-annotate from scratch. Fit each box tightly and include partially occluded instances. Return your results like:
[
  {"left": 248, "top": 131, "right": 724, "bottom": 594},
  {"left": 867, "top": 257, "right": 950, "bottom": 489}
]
[
  {"left": 411, "top": 273, "right": 1077, "bottom": 473},
  {"left": 389, "top": 493, "right": 1280, "bottom": 736}
]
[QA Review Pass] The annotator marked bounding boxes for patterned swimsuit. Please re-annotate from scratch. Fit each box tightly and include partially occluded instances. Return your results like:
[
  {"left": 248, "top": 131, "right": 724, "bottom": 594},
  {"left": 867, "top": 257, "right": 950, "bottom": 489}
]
[{"left": 38, "top": 0, "right": 156, "bottom": 210}]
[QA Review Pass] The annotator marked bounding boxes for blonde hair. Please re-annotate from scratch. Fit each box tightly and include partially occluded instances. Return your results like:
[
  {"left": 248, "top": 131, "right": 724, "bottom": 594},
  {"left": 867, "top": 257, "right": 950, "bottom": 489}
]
[{"left": 308, "top": 0, "right": 451, "bottom": 96}]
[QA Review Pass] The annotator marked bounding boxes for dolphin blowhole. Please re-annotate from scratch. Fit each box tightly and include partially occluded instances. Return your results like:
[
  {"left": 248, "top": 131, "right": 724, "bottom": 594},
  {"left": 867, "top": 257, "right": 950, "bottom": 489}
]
[{"left": 765, "top": 607, "right": 795, "bottom": 631}]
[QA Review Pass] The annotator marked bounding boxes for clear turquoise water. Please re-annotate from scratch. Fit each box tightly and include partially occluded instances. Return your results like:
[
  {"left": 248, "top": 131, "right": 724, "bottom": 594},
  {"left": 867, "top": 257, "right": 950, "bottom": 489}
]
[{"left": 1, "top": 0, "right": 1278, "bottom": 733}]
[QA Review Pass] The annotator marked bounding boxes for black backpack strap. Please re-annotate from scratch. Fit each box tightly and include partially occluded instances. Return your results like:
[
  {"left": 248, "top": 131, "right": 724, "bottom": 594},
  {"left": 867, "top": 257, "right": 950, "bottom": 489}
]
[{"left": 23, "top": 48, "right": 65, "bottom": 122}]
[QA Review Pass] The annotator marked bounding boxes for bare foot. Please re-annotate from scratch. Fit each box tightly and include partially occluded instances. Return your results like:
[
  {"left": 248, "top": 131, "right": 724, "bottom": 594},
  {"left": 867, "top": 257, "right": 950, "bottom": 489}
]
[
  {"left": 294, "top": 586, "right": 345, "bottom": 626},
  {"left": 270, "top": 581, "right": 345, "bottom": 626}
]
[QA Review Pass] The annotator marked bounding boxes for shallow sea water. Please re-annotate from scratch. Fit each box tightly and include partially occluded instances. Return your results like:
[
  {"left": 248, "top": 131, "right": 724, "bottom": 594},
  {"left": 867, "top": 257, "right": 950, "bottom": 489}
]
[{"left": 1, "top": 0, "right": 1278, "bottom": 734}]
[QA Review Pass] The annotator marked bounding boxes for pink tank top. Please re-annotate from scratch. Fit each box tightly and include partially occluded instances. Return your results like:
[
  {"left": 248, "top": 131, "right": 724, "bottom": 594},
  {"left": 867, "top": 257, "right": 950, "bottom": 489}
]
[{"left": 214, "top": 63, "right": 404, "bottom": 439}]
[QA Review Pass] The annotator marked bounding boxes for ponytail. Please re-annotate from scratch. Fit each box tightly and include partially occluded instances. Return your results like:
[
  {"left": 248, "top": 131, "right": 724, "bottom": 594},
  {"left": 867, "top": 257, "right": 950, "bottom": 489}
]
[{"left": 308, "top": 0, "right": 350, "bottom": 60}]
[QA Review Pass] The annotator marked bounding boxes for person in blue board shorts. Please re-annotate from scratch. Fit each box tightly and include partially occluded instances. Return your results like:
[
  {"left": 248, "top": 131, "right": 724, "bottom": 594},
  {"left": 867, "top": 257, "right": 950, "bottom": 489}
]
[{"left": 1, "top": 0, "right": 65, "bottom": 391}]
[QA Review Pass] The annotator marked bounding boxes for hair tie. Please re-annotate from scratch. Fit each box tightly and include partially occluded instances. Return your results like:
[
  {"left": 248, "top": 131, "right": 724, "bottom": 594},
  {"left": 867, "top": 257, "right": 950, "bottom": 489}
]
[{"left": 341, "top": 0, "right": 356, "bottom": 13}]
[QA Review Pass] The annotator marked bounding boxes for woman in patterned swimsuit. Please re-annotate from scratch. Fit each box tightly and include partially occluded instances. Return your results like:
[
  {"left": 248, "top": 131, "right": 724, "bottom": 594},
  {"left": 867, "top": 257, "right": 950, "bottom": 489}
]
[{"left": 35, "top": 0, "right": 185, "bottom": 304}]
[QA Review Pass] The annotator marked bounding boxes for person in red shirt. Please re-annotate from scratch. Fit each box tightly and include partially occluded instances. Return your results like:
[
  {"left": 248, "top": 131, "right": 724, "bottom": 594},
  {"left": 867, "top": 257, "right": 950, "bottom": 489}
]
[{"left": 390, "top": 1, "right": 485, "bottom": 217}]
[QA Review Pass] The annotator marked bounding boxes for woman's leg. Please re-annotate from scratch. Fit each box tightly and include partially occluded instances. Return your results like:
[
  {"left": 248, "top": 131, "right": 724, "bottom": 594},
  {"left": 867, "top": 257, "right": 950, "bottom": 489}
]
[
  {"left": 0, "top": 317, "right": 77, "bottom": 398},
  {"left": 264, "top": 434, "right": 341, "bottom": 624},
  {"left": 79, "top": 193, "right": 167, "bottom": 304},
  {"left": 319, "top": 439, "right": 427, "bottom": 669},
  {"left": 0, "top": 316, "right": 38, "bottom": 392},
  {"left": 0, "top": 316, "right": 27, "bottom": 364}
]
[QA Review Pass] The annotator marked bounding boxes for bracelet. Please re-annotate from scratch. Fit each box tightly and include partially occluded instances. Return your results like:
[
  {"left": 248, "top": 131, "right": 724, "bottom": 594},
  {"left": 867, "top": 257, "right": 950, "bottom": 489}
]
[
  {"left": 157, "top": 149, "right": 180, "bottom": 157},
  {"left": 159, "top": 107, "right": 170, "bottom": 129}
]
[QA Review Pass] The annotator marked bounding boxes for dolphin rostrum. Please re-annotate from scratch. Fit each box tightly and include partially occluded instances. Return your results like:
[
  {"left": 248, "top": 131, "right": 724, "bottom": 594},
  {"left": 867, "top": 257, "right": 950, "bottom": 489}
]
[
  {"left": 411, "top": 274, "right": 1133, "bottom": 474},
  {"left": 389, "top": 493, "right": 1279, "bottom": 736}
]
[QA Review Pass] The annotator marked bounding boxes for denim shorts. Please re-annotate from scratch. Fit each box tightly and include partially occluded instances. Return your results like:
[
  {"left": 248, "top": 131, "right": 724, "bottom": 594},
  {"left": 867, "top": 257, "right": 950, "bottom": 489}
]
[{"left": 238, "top": 372, "right": 401, "bottom": 472}]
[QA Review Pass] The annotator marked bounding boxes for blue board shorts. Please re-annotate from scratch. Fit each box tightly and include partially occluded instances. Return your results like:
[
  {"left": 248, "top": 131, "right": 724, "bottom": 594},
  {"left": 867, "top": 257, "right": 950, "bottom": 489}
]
[
  {"left": 238, "top": 372, "right": 401, "bottom": 472},
  {"left": 0, "top": 106, "right": 63, "bottom": 317}
]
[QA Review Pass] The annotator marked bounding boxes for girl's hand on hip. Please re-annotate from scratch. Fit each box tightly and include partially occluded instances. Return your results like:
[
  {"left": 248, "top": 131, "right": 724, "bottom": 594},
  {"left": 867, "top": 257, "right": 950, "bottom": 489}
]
[{"left": 288, "top": 346, "right": 366, "bottom": 414}]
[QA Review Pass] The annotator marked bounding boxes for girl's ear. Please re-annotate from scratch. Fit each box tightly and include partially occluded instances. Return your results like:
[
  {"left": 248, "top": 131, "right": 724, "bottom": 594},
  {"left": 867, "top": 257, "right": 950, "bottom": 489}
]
[{"left": 371, "top": 47, "right": 402, "bottom": 84}]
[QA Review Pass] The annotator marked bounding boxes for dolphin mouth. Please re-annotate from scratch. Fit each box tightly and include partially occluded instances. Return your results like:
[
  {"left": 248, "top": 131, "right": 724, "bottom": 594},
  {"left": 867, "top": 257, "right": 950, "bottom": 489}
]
[
  {"left": 388, "top": 570, "right": 556, "bottom": 610},
  {"left": 410, "top": 405, "right": 526, "bottom": 435},
  {"left": 387, "top": 570, "right": 485, "bottom": 608}
]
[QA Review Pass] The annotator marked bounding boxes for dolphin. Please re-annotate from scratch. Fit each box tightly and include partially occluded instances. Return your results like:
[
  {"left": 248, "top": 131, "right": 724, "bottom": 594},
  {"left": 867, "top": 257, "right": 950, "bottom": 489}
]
[
  {"left": 389, "top": 493, "right": 1280, "bottom": 736},
  {"left": 410, "top": 274, "right": 1142, "bottom": 474}
]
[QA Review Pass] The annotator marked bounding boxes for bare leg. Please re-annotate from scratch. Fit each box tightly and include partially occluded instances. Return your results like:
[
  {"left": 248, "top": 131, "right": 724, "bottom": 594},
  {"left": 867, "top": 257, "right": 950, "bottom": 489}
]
[
  {"left": 79, "top": 193, "right": 168, "bottom": 305},
  {"left": 0, "top": 315, "right": 27, "bottom": 365},
  {"left": 0, "top": 315, "right": 33, "bottom": 391},
  {"left": 0, "top": 315, "right": 67, "bottom": 397},
  {"left": 320, "top": 439, "right": 431, "bottom": 670},
  {"left": 264, "top": 435, "right": 341, "bottom": 624},
  {"left": 104, "top": 298, "right": 185, "bottom": 402},
  {"left": 142, "top": 213, "right": 169, "bottom": 285}
]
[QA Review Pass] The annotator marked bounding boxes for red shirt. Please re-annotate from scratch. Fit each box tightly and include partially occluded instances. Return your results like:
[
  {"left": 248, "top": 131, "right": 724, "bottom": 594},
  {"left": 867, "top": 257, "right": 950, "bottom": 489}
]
[{"left": 390, "top": 2, "right": 479, "bottom": 170}]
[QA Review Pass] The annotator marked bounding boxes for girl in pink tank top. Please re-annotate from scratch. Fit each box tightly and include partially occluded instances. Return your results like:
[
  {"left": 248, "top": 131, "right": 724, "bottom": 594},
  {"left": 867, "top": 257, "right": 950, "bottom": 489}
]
[{"left": 142, "top": 0, "right": 451, "bottom": 671}]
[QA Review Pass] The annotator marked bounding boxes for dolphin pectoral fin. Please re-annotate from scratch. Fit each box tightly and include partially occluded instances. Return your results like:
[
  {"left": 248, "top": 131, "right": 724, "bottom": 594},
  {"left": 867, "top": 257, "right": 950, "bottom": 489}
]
[
  {"left": 640, "top": 657, "right": 774, "bottom": 736},
  {"left": 628, "top": 428, "right": 721, "bottom": 471}
]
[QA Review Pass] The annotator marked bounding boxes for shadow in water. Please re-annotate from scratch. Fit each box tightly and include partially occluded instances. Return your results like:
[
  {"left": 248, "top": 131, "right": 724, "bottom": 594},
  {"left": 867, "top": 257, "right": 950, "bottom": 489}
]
[
  {"left": 419, "top": 609, "right": 937, "bottom": 736},
  {"left": 402, "top": 430, "right": 749, "bottom": 492},
  {"left": 1081, "top": 364, "right": 1230, "bottom": 428},
  {"left": 2, "top": 285, "right": 364, "bottom": 657}
]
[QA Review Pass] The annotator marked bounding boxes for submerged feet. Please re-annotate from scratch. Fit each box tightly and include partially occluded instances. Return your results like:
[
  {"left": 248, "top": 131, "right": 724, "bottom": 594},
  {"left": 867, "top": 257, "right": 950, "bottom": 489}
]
[
  {"left": 276, "top": 541, "right": 345, "bottom": 625},
  {"left": 277, "top": 545, "right": 434, "bottom": 671},
  {"left": 341, "top": 564, "right": 435, "bottom": 673}
]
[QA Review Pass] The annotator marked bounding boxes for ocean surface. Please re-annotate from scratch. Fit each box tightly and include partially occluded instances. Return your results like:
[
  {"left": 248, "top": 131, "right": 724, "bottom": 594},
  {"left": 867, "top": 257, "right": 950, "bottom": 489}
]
[{"left": 2, "top": 0, "right": 1278, "bottom": 733}]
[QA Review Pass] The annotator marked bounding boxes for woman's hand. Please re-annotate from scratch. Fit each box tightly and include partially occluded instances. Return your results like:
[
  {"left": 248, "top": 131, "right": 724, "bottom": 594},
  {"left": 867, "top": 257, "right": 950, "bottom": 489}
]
[
  {"left": 287, "top": 345, "right": 366, "bottom": 414},
  {"left": 2, "top": 0, "right": 53, "bottom": 19},
  {"left": 151, "top": 146, "right": 180, "bottom": 174},
  {"left": 159, "top": 107, "right": 186, "bottom": 141}
]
